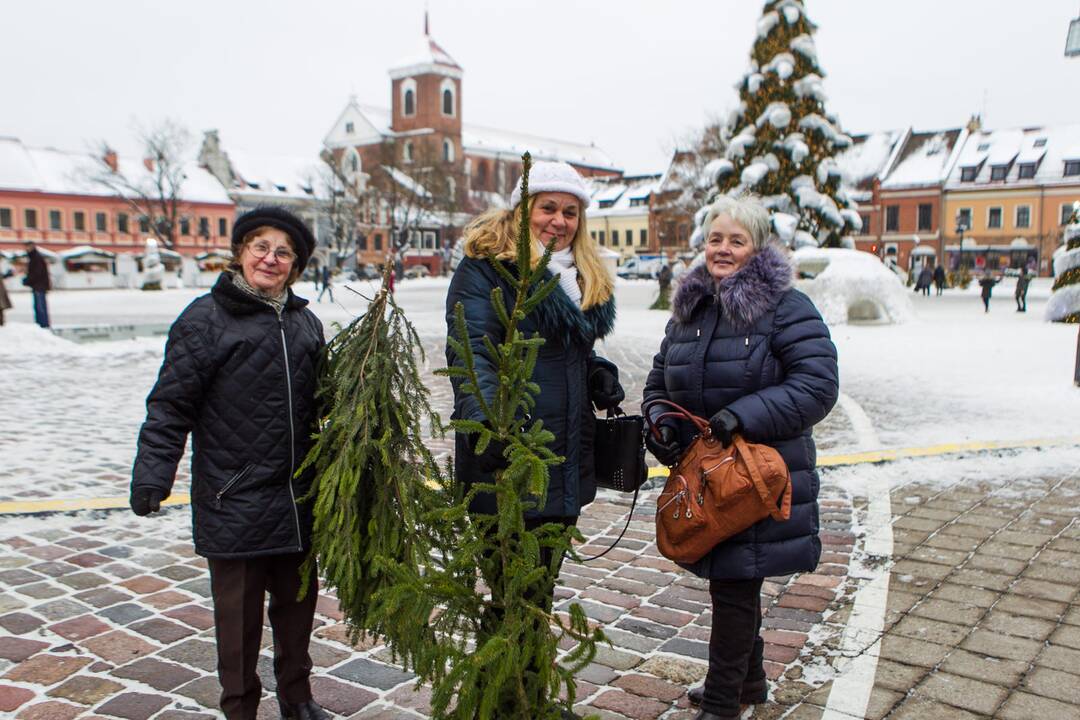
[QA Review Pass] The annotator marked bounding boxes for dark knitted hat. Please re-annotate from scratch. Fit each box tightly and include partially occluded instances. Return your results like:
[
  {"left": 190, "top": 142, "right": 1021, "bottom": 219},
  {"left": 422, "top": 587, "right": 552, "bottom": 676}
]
[{"left": 231, "top": 205, "right": 316, "bottom": 272}]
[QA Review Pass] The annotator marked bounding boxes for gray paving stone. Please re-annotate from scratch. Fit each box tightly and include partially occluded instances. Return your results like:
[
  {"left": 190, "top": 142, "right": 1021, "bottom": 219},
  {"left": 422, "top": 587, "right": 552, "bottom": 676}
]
[{"left": 330, "top": 658, "right": 415, "bottom": 690}]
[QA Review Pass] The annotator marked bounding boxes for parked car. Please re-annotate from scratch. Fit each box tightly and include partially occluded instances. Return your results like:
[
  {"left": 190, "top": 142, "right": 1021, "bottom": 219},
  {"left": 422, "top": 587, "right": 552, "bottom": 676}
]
[
  {"left": 350, "top": 265, "right": 382, "bottom": 281},
  {"left": 404, "top": 264, "right": 430, "bottom": 279},
  {"left": 616, "top": 256, "right": 664, "bottom": 280}
]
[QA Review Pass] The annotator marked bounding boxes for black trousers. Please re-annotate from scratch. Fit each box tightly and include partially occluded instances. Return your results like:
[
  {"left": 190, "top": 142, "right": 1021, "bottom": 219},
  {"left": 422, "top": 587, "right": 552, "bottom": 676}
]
[
  {"left": 207, "top": 553, "right": 318, "bottom": 720},
  {"left": 702, "top": 578, "right": 765, "bottom": 717}
]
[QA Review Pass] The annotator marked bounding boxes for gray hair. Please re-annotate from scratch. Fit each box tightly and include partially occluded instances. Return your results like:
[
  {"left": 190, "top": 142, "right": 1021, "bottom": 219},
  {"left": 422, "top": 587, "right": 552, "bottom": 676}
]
[{"left": 701, "top": 194, "right": 772, "bottom": 252}]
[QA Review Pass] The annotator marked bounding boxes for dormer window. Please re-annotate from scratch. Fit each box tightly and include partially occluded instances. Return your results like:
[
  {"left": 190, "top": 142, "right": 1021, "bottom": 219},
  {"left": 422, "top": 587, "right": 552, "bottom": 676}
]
[
  {"left": 1033, "top": 138, "right": 1047, "bottom": 148},
  {"left": 275, "top": 184, "right": 287, "bottom": 193},
  {"left": 990, "top": 165, "right": 1008, "bottom": 181},
  {"left": 599, "top": 200, "right": 615, "bottom": 209},
  {"left": 976, "top": 143, "right": 990, "bottom": 152},
  {"left": 1065, "top": 160, "right": 1080, "bottom": 177},
  {"left": 960, "top": 167, "right": 978, "bottom": 182},
  {"left": 345, "top": 122, "right": 355, "bottom": 134},
  {"left": 1018, "top": 163, "right": 1036, "bottom": 179}
]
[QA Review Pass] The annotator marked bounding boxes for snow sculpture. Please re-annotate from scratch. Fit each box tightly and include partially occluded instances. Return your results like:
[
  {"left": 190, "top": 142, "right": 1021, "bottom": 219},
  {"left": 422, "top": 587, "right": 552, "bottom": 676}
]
[
  {"left": 142, "top": 236, "right": 165, "bottom": 291},
  {"left": 1046, "top": 201, "right": 1080, "bottom": 323},
  {"left": 794, "top": 248, "right": 914, "bottom": 325}
]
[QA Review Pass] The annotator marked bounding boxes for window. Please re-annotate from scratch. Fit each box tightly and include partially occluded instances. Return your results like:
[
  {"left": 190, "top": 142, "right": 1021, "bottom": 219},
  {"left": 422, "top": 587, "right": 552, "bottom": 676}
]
[
  {"left": 349, "top": 153, "right": 359, "bottom": 172},
  {"left": 117, "top": 213, "right": 129, "bottom": 233},
  {"left": 96, "top": 212, "right": 107, "bottom": 232},
  {"left": 357, "top": 235, "right": 368, "bottom": 251},
  {"left": 960, "top": 166, "right": 978, "bottom": 182},
  {"left": 957, "top": 208, "right": 972, "bottom": 230},
  {"left": 885, "top": 205, "right": 899, "bottom": 232},
  {"left": 976, "top": 143, "right": 990, "bottom": 152},
  {"left": 48, "top": 210, "right": 62, "bottom": 231},
  {"left": 629, "top": 197, "right": 648, "bottom": 207},
  {"left": 443, "top": 89, "right": 453, "bottom": 115},
  {"left": 1033, "top": 138, "right": 1047, "bottom": 148},
  {"left": 1015, "top": 206, "right": 1031, "bottom": 228},
  {"left": 374, "top": 233, "right": 382, "bottom": 250},
  {"left": 345, "top": 121, "right": 354, "bottom": 134},
  {"left": 403, "top": 141, "right": 413, "bottom": 163},
  {"left": 990, "top": 165, "right": 1008, "bottom": 181},
  {"left": 988, "top": 207, "right": 1002, "bottom": 228},
  {"left": 139, "top": 215, "right": 150, "bottom": 233},
  {"left": 1018, "top": 163, "right": 1036, "bottom": 179},
  {"left": 73, "top": 211, "right": 85, "bottom": 231},
  {"left": 1065, "top": 160, "right": 1080, "bottom": 177},
  {"left": 598, "top": 231, "right": 605, "bottom": 244},
  {"left": 917, "top": 203, "right": 932, "bottom": 231},
  {"left": 612, "top": 230, "right": 620, "bottom": 246},
  {"left": 1064, "top": 204, "right": 1076, "bottom": 225},
  {"left": 198, "top": 217, "right": 209, "bottom": 237},
  {"left": 859, "top": 214, "right": 871, "bottom": 233},
  {"left": 590, "top": 231, "right": 596, "bottom": 240},
  {"left": 404, "top": 88, "right": 415, "bottom": 116},
  {"left": 443, "top": 139, "right": 454, "bottom": 163},
  {"left": 598, "top": 200, "right": 615, "bottom": 209},
  {"left": 477, "top": 161, "right": 487, "bottom": 189},
  {"left": 0, "top": 208, "right": 10, "bottom": 228},
  {"left": 423, "top": 231, "right": 437, "bottom": 249},
  {"left": 24, "top": 209, "right": 38, "bottom": 229},
  {"left": 640, "top": 229, "right": 647, "bottom": 246},
  {"left": 180, "top": 217, "right": 190, "bottom": 235}
]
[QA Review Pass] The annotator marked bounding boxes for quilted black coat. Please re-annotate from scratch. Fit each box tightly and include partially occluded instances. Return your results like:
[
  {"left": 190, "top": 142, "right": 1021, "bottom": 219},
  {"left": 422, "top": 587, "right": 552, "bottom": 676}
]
[
  {"left": 446, "top": 256, "right": 617, "bottom": 519},
  {"left": 132, "top": 273, "right": 324, "bottom": 558},
  {"left": 643, "top": 247, "right": 838, "bottom": 580}
]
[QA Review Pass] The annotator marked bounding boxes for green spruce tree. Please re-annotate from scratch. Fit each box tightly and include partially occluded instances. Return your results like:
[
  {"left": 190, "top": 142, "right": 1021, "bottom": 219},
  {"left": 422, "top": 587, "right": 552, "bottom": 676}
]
[
  {"left": 711, "top": 0, "right": 862, "bottom": 247},
  {"left": 303, "top": 154, "right": 602, "bottom": 719}
]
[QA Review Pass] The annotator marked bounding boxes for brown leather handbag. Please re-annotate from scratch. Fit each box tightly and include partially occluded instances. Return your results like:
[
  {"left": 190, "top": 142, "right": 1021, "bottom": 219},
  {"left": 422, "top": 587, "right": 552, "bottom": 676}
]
[{"left": 644, "top": 400, "right": 792, "bottom": 564}]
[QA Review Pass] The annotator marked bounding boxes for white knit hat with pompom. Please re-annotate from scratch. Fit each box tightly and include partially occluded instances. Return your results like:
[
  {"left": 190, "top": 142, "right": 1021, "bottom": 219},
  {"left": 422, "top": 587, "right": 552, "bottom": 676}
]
[{"left": 509, "top": 161, "right": 591, "bottom": 209}]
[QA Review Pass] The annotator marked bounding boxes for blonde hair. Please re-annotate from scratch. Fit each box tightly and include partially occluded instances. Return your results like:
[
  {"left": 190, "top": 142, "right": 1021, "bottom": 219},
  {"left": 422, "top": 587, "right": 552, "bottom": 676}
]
[
  {"left": 462, "top": 200, "right": 613, "bottom": 309},
  {"left": 229, "top": 226, "right": 301, "bottom": 286}
]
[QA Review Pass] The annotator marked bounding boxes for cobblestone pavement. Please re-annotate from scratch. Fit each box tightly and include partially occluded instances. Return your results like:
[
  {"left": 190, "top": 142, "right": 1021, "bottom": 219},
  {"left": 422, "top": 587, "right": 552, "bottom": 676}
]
[{"left": 1, "top": 327, "right": 1078, "bottom": 719}]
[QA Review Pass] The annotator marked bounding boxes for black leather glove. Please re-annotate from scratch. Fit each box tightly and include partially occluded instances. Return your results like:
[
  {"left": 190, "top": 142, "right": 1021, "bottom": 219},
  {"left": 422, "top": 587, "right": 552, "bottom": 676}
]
[
  {"left": 709, "top": 409, "right": 741, "bottom": 448},
  {"left": 589, "top": 366, "right": 625, "bottom": 411},
  {"left": 470, "top": 432, "right": 510, "bottom": 474},
  {"left": 130, "top": 487, "right": 165, "bottom": 516},
  {"left": 646, "top": 425, "right": 682, "bottom": 466}
]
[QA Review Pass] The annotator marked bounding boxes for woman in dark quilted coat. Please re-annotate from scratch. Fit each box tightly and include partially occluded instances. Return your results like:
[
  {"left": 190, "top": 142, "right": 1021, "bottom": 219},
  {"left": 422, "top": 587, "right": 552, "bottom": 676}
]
[
  {"left": 642, "top": 195, "right": 838, "bottom": 720},
  {"left": 446, "top": 161, "right": 624, "bottom": 618},
  {"left": 130, "top": 206, "right": 330, "bottom": 720}
]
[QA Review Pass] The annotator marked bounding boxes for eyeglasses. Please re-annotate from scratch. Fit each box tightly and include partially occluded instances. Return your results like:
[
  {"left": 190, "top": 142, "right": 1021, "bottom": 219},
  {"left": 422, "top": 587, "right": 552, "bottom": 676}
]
[{"left": 248, "top": 241, "right": 297, "bottom": 264}]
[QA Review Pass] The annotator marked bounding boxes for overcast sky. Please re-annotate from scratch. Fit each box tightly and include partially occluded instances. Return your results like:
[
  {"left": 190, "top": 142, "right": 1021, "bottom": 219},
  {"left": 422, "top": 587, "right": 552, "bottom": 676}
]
[{"left": 4, "top": 1, "right": 1078, "bottom": 176}]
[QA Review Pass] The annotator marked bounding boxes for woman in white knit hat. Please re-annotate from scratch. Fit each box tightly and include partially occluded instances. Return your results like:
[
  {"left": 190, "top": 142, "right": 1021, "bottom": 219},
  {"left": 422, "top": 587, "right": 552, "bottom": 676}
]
[{"left": 445, "top": 161, "right": 624, "bottom": 703}]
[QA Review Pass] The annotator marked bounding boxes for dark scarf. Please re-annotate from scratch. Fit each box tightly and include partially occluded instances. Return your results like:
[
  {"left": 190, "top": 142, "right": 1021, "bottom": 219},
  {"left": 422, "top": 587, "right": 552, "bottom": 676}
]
[
  {"left": 672, "top": 245, "right": 793, "bottom": 329},
  {"left": 211, "top": 272, "right": 308, "bottom": 317}
]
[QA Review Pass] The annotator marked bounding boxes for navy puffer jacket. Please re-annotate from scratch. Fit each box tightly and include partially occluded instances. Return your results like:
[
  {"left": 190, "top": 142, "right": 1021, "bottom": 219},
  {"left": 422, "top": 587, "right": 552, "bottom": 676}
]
[
  {"left": 446, "top": 256, "right": 617, "bottom": 518},
  {"left": 642, "top": 247, "right": 838, "bottom": 580},
  {"left": 132, "top": 273, "right": 324, "bottom": 558}
]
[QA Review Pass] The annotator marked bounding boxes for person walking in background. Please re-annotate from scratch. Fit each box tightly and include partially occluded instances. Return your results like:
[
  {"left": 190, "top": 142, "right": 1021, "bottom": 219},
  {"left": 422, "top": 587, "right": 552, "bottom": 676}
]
[
  {"left": 1015, "top": 266, "right": 1031, "bottom": 312},
  {"left": 916, "top": 265, "right": 933, "bottom": 296},
  {"left": 130, "top": 206, "right": 329, "bottom": 720},
  {"left": 933, "top": 264, "right": 946, "bottom": 296},
  {"left": 316, "top": 263, "right": 333, "bottom": 303},
  {"left": 0, "top": 254, "right": 12, "bottom": 325},
  {"left": 979, "top": 270, "right": 999, "bottom": 313},
  {"left": 23, "top": 241, "right": 50, "bottom": 328},
  {"left": 643, "top": 195, "right": 838, "bottom": 720}
]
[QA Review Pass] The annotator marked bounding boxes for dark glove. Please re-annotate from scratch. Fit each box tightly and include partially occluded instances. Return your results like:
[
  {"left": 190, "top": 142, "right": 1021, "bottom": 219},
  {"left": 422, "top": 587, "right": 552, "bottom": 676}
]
[
  {"left": 130, "top": 487, "right": 165, "bottom": 516},
  {"left": 709, "top": 409, "right": 741, "bottom": 448},
  {"left": 470, "top": 432, "right": 510, "bottom": 474},
  {"left": 589, "top": 366, "right": 625, "bottom": 411},
  {"left": 646, "top": 425, "right": 682, "bottom": 466}
]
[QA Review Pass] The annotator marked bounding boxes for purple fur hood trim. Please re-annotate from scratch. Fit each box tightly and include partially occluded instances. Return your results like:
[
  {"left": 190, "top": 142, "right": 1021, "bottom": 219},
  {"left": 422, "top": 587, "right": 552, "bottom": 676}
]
[{"left": 672, "top": 245, "right": 794, "bottom": 328}]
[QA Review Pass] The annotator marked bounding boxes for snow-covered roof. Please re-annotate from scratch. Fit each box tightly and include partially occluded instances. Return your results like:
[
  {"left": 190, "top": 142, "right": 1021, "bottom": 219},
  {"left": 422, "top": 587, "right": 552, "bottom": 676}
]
[
  {"left": 382, "top": 165, "right": 431, "bottom": 198},
  {"left": 836, "top": 131, "right": 903, "bottom": 191},
  {"left": 388, "top": 31, "right": 462, "bottom": 79},
  {"left": 225, "top": 149, "right": 321, "bottom": 200},
  {"left": 587, "top": 175, "right": 659, "bottom": 216},
  {"left": 880, "top": 128, "right": 964, "bottom": 190},
  {"left": 0, "top": 137, "right": 232, "bottom": 205},
  {"left": 946, "top": 123, "right": 1080, "bottom": 188}
]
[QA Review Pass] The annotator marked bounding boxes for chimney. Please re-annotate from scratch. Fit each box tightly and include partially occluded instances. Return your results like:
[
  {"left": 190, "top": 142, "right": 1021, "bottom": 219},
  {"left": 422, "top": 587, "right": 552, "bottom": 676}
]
[
  {"left": 103, "top": 147, "right": 118, "bottom": 172},
  {"left": 966, "top": 114, "right": 982, "bottom": 133}
]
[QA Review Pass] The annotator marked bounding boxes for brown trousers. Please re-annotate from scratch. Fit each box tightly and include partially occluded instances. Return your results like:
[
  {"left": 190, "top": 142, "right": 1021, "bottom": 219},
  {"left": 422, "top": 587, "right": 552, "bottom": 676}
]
[{"left": 207, "top": 553, "right": 317, "bottom": 720}]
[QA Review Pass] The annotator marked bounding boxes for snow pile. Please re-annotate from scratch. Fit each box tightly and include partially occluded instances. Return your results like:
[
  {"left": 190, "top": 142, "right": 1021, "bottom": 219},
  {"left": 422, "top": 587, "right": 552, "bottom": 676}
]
[
  {"left": 782, "top": 133, "right": 810, "bottom": 163},
  {"left": 1046, "top": 221, "right": 1080, "bottom": 322},
  {"left": 756, "top": 102, "right": 792, "bottom": 130},
  {"left": 793, "top": 247, "right": 914, "bottom": 325},
  {"left": 789, "top": 34, "right": 817, "bottom": 63},
  {"left": 763, "top": 52, "right": 795, "bottom": 79},
  {"left": 726, "top": 130, "right": 757, "bottom": 160},
  {"left": 0, "top": 323, "right": 165, "bottom": 359},
  {"left": 793, "top": 74, "right": 826, "bottom": 102}
]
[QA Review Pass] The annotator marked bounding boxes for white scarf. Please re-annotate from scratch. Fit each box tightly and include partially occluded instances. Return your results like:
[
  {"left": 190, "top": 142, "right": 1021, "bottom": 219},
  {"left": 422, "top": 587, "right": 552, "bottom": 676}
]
[{"left": 546, "top": 246, "right": 582, "bottom": 307}]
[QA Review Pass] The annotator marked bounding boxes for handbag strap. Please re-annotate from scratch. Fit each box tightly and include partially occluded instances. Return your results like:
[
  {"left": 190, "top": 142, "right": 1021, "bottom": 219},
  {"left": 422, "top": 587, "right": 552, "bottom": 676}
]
[
  {"left": 642, "top": 399, "right": 711, "bottom": 438},
  {"left": 573, "top": 484, "right": 640, "bottom": 562},
  {"left": 733, "top": 435, "right": 789, "bottom": 520}
]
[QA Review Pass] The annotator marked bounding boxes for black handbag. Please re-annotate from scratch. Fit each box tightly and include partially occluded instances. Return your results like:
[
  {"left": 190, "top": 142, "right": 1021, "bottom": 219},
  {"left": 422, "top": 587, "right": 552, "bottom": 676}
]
[{"left": 593, "top": 407, "right": 647, "bottom": 493}]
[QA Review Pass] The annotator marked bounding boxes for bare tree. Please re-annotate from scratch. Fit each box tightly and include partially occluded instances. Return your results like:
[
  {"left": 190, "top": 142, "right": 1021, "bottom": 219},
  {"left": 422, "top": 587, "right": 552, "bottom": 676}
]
[
  {"left": 651, "top": 117, "right": 729, "bottom": 252},
  {"left": 87, "top": 120, "right": 193, "bottom": 250},
  {"left": 314, "top": 152, "right": 365, "bottom": 267}
]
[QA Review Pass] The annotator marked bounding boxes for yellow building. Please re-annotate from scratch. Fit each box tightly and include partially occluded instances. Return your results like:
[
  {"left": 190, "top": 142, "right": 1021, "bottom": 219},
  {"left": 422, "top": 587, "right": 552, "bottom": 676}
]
[
  {"left": 587, "top": 176, "right": 659, "bottom": 259},
  {"left": 943, "top": 124, "right": 1080, "bottom": 276}
]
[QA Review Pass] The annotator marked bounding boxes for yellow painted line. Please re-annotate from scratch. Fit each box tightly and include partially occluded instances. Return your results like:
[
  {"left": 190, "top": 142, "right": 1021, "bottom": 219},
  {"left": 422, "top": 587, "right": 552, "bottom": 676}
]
[{"left": 4, "top": 434, "right": 1079, "bottom": 516}]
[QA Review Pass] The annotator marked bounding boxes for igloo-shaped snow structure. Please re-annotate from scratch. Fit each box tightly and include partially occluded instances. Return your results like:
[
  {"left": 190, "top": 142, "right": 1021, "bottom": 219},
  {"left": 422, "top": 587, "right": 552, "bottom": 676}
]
[{"left": 793, "top": 247, "right": 913, "bottom": 325}]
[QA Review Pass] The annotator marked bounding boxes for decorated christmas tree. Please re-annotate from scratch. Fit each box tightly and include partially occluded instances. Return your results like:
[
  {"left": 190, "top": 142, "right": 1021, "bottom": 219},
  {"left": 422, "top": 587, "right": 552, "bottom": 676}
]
[
  {"left": 708, "top": 0, "right": 862, "bottom": 247},
  {"left": 1047, "top": 200, "right": 1080, "bottom": 323}
]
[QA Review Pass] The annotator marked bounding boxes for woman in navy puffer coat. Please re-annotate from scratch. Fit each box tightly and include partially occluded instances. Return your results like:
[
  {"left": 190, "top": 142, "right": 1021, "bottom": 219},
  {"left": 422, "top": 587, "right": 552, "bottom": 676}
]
[{"left": 642, "top": 195, "right": 838, "bottom": 720}]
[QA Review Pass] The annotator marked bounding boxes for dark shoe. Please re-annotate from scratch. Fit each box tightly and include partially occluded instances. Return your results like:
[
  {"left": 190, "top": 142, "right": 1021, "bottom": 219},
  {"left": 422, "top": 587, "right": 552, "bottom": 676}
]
[
  {"left": 689, "top": 679, "right": 766, "bottom": 706},
  {"left": 279, "top": 698, "right": 331, "bottom": 720},
  {"left": 692, "top": 710, "right": 745, "bottom": 720}
]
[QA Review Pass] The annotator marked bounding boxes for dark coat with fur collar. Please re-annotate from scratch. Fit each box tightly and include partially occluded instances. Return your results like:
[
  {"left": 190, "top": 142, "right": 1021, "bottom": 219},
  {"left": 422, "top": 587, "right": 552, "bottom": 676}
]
[
  {"left": 447, "top": 256, "right": 617, "bottom": 518},
  {"left": 642, "top": 246, "right": 838, "bottom": 580},
  {"left": 133, "top": 272, "right": 324, "bottom": 558}
]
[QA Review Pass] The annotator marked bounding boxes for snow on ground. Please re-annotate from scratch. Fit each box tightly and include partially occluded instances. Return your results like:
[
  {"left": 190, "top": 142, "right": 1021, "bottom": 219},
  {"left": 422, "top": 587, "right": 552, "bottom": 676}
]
[{"left": 1, "top": 274, "right": 1077, "bottom": 500}]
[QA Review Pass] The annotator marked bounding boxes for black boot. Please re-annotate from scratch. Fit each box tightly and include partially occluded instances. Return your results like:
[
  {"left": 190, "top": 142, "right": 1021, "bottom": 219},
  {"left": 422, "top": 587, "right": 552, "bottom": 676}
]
[
  {"left": 688, "top": 677, "right": 767, "bottom": 706},
  {"left": 692, "top": 710, "right": 743, "bottom": 720},
  {"left": 279, "top": 698, "right": 331, "bottom": 720}
]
